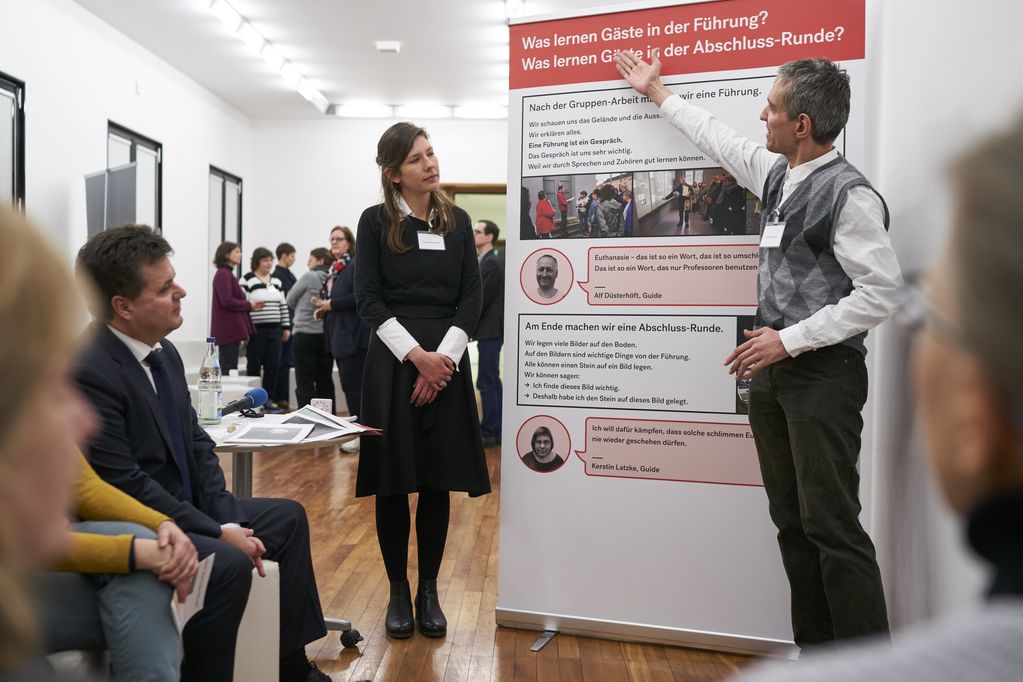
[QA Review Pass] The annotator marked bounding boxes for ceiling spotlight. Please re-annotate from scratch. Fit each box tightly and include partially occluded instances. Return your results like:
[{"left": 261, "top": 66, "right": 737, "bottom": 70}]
[
  {"left": 333, "top": 103, "right": 396, "bottom": 118},
  {"left": 237, "top": 22, "right": 265, "bottom": 54},
  {"left": 395, "top": 104, "right": 452, "bottom": 119},
  {"left": 506, "top": 0, "right": 525, "bottom": 19},
  {"left": 261, "top": 44, "right": 285, "bottom": 73},
  {"left": 374, "top": 41, "right": 402, "bottom": 53},
  {"left": 280, "top": 63, "right": 302, "bottom": 88},
  {"left": 209, "top": 0, "right": 242, "bottom": 31},
  {"left": 453, "top": 105, "right": 508, "bottom": 119}
]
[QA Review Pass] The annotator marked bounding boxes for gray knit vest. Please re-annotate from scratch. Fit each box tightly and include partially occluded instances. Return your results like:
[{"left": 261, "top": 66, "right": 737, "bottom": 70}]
[{"left": 755, "top": 154, "right": 889, "bottom": 356}]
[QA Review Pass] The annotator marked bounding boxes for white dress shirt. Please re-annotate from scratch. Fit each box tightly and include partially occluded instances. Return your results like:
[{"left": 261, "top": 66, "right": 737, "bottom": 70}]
[
  {"left": 660, "top": 95, "right": 903, "bottom": 356},
  {"left": 107, "top": 325, "right": 162, "bottom": 392},
  {"left": 375, "top": 193, "right": 469, "bottom": 366}
]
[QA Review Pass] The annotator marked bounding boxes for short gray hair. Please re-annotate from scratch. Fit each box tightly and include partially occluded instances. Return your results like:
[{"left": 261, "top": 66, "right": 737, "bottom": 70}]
[{"left": 776, "top": 59, "right": 850, "bottom": 145}]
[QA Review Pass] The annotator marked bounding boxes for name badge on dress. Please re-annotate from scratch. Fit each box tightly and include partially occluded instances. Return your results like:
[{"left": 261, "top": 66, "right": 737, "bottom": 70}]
[{"left": 417, "top": 231, "right": 445, "bottom": 251}]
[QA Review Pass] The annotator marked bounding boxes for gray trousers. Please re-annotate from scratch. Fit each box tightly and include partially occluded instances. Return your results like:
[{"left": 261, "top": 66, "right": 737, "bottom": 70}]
[{"left": 36, "top": 521, "right": 181, "bottom": 682}]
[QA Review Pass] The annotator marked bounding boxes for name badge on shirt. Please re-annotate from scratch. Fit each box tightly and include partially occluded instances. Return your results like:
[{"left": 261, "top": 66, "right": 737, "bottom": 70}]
[
  {"left": 417, "top": 231, "right": 445, "bottom": 251},
  {"left": 761, "top": 220, "right": 786, "bottom": 249}
]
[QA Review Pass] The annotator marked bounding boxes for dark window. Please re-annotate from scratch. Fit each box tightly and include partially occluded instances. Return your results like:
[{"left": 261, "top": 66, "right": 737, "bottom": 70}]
[
  {"left": 107, "top": 121, "right": 162, "bottom": 231},
  {"left": 0, "top": 71, "right": 25, "bottom": 211},
  {"left": 209, "top": 165, "right": 243, "bottom": 274}
]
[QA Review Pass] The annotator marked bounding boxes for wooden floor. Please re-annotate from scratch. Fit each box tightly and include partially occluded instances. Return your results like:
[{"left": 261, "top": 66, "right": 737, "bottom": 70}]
[{"left": 220, "top": 445, "right": 756, "bottom": 681}]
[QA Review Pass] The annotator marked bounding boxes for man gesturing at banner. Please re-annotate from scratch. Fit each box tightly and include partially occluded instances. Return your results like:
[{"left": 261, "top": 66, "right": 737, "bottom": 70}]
[{"left": 615, "top": 51, "right": 902, "bottom": 649}]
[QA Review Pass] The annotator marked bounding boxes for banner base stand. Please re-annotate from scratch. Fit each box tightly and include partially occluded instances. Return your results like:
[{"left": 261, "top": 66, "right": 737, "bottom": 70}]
[
  {"left": 529, "top": 630, "right": 558, "bottom": 652},
  {"left": 496, "top": 607, "right": 797, "bottom": 659}
]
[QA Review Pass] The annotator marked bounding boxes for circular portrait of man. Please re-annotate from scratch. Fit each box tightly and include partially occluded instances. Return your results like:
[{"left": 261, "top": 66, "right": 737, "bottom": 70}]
[
  {"left": 516, "top": 416, "right": 571, "bottom": 473},
  {"left": 520, "top": 248, "right": 572, "bottom": 305}
]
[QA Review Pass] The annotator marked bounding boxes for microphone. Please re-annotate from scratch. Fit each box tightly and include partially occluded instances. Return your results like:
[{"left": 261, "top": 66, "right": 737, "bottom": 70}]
[{"left": 222, "top": 387, "right": 269, "bottom": 416}]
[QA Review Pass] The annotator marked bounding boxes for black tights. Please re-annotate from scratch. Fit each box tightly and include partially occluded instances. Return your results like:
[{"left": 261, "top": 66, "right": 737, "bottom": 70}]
[{"left": 375, "top": 488, "right": 450, "bottom": 583}]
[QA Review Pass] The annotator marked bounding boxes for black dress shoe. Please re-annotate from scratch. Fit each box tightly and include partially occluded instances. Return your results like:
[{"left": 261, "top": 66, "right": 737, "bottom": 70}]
[
  {"left": 415, "top": 578, "right": 447, "bottom": 637},
  {"left": 386, "top": 580, "right": 414, "bottom": 638}
]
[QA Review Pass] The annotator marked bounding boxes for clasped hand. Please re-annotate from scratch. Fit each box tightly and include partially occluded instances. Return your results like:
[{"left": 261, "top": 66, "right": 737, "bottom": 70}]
[
  {"left": 220, "top": 524, "right": 267, "bottom": 578},
  {"left": 407, "top": 347, "right": 454, "bottom": 407},
  {"left": 134, "top": 521, "right": 199, "bottom": 603}
]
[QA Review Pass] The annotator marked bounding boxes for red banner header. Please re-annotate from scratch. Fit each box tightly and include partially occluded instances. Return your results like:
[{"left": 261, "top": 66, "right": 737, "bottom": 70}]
[{"left": 510, "top": 0, "right": 865, "bottom": 90}]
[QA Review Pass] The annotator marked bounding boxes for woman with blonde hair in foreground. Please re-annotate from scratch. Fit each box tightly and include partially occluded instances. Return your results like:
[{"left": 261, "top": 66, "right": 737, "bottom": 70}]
[
  {"left": 740, "top": 116, "right": 1023, "bottom": 681},
  {"left": 0, "top": 209, "right": 99, "bottom": 679},
  {"left": 0, "top": 210, "right": 195, "bottom": 681}
]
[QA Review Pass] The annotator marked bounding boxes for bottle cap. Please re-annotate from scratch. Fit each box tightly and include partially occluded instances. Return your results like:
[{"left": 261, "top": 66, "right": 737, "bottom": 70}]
[{"left": 207, "top": 336, "right": 215, "bottom": 343}]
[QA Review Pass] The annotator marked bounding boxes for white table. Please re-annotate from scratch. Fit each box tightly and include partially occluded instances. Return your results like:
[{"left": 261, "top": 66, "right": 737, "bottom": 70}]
[
  {"left": 206, "top": 415, "right": 363, "bottom": 645},
  {"left": 206, "top": 414, "right": 358, "bottom": 499}
]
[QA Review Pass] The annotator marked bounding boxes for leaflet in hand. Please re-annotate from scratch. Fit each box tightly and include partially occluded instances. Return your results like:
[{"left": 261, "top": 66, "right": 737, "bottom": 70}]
[{"left": 171, "top": 554, "right": 215, "bottom": 633}]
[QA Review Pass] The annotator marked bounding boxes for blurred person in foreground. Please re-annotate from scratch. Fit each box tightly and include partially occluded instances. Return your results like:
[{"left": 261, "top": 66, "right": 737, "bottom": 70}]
[
  {"left": 0, "top": 209, "right": 100, "bottom": 681},
  {"left": 740, "top": 115, "right": 1023, "bottom": 681}
]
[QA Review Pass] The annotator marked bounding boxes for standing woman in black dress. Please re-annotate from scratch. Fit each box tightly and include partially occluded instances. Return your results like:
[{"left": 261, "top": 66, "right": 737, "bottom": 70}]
[{"left": 355, "top": 122, "right": 491, "bottom": 639}]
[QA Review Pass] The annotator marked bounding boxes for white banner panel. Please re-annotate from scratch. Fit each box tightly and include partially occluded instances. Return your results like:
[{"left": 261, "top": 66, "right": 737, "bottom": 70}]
[{"left": 498, "top": 0, "right": 872, "bottom": 654}]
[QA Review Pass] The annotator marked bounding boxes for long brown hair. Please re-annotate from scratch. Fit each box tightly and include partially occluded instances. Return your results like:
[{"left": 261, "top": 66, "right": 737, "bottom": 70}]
[{"left": 376, "top": 122, "right": 457, "bottom": 253}]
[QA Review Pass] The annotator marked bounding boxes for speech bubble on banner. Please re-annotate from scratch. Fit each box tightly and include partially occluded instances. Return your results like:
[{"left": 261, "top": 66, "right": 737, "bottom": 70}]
[
  {"left": 577, "top": 244, "right": 759, "bottom": 306},
  {"left": 575, "top": 417, "right": 761, "bottom": 486}
]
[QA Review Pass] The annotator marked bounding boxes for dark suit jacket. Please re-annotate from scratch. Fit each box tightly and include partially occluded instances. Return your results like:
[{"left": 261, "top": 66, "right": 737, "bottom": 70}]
[
  {"left": 75, "top": 324, "right": 246, "bottom": 537},
  {"left": 473, "top": 250, "right": 504, "bottom": 341},
  {"left": 325, "top": 260, "right": 370, "bottom": 359}
]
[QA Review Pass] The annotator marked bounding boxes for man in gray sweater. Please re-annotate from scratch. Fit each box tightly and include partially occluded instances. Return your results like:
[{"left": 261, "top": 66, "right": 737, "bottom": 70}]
[{"left": 616, "top": 51, "right": 903, "bottom": 648}]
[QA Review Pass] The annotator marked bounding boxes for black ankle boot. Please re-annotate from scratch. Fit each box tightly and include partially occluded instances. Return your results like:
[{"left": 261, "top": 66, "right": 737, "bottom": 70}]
[
  {"left": 386, "top": 580, "right": 413, "bottom": 638},
  {"left": 415, "top": 579, "right": 447, "bottom": 637}
]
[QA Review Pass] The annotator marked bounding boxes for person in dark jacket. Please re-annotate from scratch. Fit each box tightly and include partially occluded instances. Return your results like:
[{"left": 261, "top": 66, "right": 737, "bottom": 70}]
[
  {"left": 472, "top": 220, "right": 504, "bottom": 447},
  {"left": 272, "top": 243, "right": 298, "bottom": 409},
  {"left": 210, "top": 241, "right": 260, "bottom": 372},
  {"left": 314, "top": 226, "right": 370, "bottom": 427}
]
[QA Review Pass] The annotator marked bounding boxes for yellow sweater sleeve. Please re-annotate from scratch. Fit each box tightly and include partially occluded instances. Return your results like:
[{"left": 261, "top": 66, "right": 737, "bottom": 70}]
[{"left": 52, "top": 452, "right": 173, "bottom": 573}]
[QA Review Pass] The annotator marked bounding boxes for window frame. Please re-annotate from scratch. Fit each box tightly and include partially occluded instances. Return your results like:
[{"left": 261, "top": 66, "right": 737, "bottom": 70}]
[
  {"left": 209, "top": 165, "right": 243, "bottom": 276},
  {"left": 0, "top": 70, "right": 26, "bottom": 211},
  {"left": 107, "top": 121, "right": 163, "bottom": 231}
]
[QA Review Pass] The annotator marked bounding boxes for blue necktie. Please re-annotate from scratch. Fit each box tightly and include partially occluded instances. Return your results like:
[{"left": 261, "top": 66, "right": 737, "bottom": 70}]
[{"left": 146, "top": 350, "right": 193, "bottom": 503}]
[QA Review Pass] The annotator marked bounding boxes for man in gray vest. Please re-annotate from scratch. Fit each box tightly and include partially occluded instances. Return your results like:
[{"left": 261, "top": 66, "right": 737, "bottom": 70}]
[{"left": 615, "top": 52, "right": 903, "bottom": 649}]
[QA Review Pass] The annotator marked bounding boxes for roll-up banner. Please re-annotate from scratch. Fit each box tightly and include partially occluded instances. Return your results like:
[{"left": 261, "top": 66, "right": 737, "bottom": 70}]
[{"left": 498, "top": 0, "right": 870, "bottom": 654}]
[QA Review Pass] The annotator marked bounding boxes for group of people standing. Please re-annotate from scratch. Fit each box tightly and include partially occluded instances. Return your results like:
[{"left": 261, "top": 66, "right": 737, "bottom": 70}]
[
  {"left": 524, "top": 182, "right": 633, "bottom": 239},
  {"left": 665, "top": 173, "right": 747, "bottom": 235},
  {"left": 209, "top": 231, "right": 370, "bottom": 423}
]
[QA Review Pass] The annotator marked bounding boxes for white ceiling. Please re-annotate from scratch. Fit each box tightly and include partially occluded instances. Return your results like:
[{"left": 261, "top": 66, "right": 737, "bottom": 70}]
[{"left": 71, "top": 0, "right": 626, "bottom": 118}]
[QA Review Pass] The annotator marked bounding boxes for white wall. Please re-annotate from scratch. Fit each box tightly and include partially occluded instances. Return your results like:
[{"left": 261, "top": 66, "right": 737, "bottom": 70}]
[
  {"left": 0, "top": 0, "right": 251, "bottom": 342},
  {"left": 6, "top": 0, "right": 1023, "bottom": 631},
  {"left": 866, "top": 0, "right": 1023, "bottom": 625},
  {"left": 246, "top": 117, "right": 507, "bottom": 271}
]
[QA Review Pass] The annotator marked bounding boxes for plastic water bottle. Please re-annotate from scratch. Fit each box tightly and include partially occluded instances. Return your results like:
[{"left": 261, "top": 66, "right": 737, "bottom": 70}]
[{"left": 198, "top": 337, "right": 222, "bottom": 425}]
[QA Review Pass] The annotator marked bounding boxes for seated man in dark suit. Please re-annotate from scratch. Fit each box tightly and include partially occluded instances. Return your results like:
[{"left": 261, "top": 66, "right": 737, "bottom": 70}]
[{"left": 74, "top": 225, "right": 331, "bottom": 682}]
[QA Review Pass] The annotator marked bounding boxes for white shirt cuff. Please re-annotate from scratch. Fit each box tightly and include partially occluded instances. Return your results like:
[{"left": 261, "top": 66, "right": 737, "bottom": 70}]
[
  {"left": 779, "top": 324, "right": 810, "bottom": 358},
  {"left": 659, "top": 92, "right": 687, "bottom": 119},
  {"left": 437, "top": 327, "right": 469, "bottom": 367},
  {"left": 377, "top": 317, "right": 419, "bottom": 362}
]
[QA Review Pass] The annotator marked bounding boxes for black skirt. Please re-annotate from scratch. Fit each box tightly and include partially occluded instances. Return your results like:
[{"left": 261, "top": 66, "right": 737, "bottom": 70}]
[{"left": 355, "top": 315, "right": 492, "bottom": 498}]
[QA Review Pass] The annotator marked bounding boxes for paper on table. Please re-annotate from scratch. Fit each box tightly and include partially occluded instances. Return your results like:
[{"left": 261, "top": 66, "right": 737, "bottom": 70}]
[
  {"left": 172, "top": 554, "right": 215, "bottom": 633},
  {"left": 282, "top": 405, "right": 371, "bottom": 441},
  {"left": 224, "top": 423, "right": 314, "bottom": 445}
]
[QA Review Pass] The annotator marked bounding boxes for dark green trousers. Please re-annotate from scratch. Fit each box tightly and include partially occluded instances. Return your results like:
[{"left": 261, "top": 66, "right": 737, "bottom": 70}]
[{"left": 749, "top": 344, "right": 889, "bottom": 648}]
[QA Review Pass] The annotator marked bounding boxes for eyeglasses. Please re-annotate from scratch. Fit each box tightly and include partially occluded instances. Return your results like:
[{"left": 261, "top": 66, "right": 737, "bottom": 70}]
[
  {"left": 891, "top": 274, "right": 960, "bottom": 345},
  {"left": 895, "top": 273, "right": 1023, "bottom": 436},
  {"left": 472, "top": 229, "right": 485, "bottom": 235},
  {"left": 330, "top": 236, "right": 347, "bottom": 243}
]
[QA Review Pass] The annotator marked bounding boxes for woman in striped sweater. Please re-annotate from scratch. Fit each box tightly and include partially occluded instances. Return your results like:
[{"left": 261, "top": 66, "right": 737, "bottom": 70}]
[{"left": 241, "top": 247, "right": 291, "bottom": 412}]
